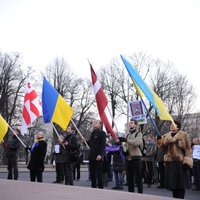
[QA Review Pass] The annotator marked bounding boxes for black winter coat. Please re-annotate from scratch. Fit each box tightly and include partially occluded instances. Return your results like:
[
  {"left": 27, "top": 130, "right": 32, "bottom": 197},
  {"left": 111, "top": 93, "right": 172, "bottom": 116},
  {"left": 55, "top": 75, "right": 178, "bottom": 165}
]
[
  {"left": 88, "top": 128, "right": 106, "bottom": 161},
  {"left": 27, "top": 140, "right": 47, "bottom": 172}
]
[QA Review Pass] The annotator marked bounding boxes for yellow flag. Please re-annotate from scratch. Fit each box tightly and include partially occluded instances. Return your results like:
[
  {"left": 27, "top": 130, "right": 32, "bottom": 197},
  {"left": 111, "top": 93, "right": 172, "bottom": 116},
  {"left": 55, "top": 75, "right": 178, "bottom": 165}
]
[
  {"left": 132, "top": 79, "right": 145, "bottom": 98},
  {"left": 0, "top": 115, "right": 9, "bottom": 142}
]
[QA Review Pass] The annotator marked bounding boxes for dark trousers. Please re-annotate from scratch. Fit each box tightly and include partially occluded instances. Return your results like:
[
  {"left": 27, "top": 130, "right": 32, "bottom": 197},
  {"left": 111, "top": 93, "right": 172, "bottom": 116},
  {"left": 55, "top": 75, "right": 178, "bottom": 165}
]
[
  {"left": 193, "top": 161, "right": 200, "bottom": 189},
  {"left": 30, "top": 170, "right": 43, "bottom": 182},
  {"left": 158, "top": 162, "right": 165, "bottom": 187},
  {"left": 7, "top": 156, "right": 18, "bottom": 180},
  {"left": 144, "top": 160, "right": 154, "bottom": 186},
  {"left": 172, "top": 189, "right": 185, "bottom": 199},
  {"left": 63, "top": 163, "right": 73, "bottom": 185},
  {"left": 73, "top": 163, "right": 81, "bottom": 180},
  {"left": 55, "top": 162, "right": 64, "bottom": 182},
  {"left": 89, "top": 160, "right": 104, "bottom": 188},
  {"left": 126, "top": 159, "right": 143, "bottom": 193}
]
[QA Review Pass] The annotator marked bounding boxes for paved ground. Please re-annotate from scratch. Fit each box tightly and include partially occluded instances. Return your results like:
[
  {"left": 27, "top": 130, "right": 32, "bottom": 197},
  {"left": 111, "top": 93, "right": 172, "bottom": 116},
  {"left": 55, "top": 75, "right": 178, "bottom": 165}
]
[{"left": 0, "top": 164, "right": 199, "bottom": 200}]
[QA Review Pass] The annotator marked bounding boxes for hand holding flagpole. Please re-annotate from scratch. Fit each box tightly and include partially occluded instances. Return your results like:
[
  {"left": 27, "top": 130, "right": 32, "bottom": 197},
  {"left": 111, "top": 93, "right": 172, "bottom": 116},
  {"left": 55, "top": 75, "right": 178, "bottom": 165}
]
[{"left": 70, "top": 119, "right": 90, "bottom": 150}]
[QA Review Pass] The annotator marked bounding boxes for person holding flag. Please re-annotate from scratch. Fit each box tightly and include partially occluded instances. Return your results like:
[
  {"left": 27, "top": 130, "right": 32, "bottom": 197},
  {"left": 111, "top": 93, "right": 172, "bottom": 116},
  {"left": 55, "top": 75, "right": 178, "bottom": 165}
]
[
  {"left": 4, "top": 128, "right": 21, "bottom": 180},
  {"left": 27, "top": 131, "right": 47, "bottom": 182},
  {"left": 157, "top": 120, "right": 192, "bottom": 199}
]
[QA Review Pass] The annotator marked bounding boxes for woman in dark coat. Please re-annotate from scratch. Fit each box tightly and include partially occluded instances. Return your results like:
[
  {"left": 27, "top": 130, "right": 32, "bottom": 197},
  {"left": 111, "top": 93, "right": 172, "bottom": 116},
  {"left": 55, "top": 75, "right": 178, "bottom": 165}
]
[
  {"left": 27, "top": 131, "right": 47, "bottom": 182},
  {"left": 157, "top": 120, "right": 193, "bottom": 199}
]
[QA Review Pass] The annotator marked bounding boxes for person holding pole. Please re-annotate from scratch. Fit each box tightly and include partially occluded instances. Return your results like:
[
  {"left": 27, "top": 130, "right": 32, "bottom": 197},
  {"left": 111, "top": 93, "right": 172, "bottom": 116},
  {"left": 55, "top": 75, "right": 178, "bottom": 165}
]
[
  {"left": 157, "top": 120, "right": 192, "bottom": 199},
  {"left": 61, "top": 126, "right": 78, "bottom": 185},
  {"left": 119, "top": 119, "right": 144, "bottom": 193},
  {"left": 27, "top": 131, "right": 47, "bottom": 182},
  {"left": 4, "top": 128, "right": 21, "bottom": 180}
]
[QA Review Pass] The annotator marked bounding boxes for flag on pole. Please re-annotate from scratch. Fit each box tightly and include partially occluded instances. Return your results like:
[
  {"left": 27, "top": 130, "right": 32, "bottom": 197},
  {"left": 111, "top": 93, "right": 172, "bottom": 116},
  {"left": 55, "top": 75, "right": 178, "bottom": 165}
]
[
  {"left": 21, "top": 80, "right": 42, "bottom": 135},
  {"left": 42, "top": 77, "right": 74, "bottom": 130},
  {"left": 90, "top": 63, "right": 118, "bottom": 140},
  {"left": 121, "top": 55, "right": 174, "bottom": 123},
  {"left": 0, "top": 115, "right": 8, "bottom": 142}
]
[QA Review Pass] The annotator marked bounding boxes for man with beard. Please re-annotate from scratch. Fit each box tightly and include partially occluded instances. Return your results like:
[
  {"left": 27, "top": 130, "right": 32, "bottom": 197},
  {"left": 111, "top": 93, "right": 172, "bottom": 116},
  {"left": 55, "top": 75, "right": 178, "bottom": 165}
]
[{"left": 122, "top": 119, "right": 143, "bottom": 193}]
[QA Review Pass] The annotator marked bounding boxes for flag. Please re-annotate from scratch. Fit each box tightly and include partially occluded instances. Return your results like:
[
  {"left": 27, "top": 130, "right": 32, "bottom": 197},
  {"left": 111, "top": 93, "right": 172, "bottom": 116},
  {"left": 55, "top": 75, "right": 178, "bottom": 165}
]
[
  {"left": 21, "top": 80, "right": 42, "bottom": 135},
  {"left": 42, "top": 77, "right": 74, "bottom": 130},
  {"left": 90, "top": 63, "right": 118, "bottom": 140},
  {"left": 121, "top": 55, "right": 174, "bottom": 123},
  {"left": 0, "top": 115, "right": 8, "bottom": 142}
]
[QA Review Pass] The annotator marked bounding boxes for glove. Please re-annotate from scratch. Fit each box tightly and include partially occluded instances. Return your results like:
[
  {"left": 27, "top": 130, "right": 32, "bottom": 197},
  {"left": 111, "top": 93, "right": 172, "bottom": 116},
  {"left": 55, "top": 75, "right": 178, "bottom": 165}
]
[
  {"left": 157, "top": 135, "right": 162, "bottom": 140},
  {"left": 25, "top": 147, "right": 31, "bottom": 153},
  {"left": 183, "top": 163, "right": 191, "bottom": 171},
  {"left": 118, "top": 137, "right": 127, "bottom": 142}
]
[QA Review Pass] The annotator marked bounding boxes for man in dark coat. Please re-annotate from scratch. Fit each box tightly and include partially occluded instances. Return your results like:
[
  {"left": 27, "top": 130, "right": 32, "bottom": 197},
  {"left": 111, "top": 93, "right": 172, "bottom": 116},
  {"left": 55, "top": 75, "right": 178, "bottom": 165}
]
[
  {"left": 87, "top": 119, "right": 106, "bottom": 189},
  {"left": 27, "top": 131, "right": 47, "bottom": 182},
  {"left": 5, "top": 129, "right": 21, "bottom": 180},
  {"left": 61, "top": 126, "right": 78, "bottom": 185}
]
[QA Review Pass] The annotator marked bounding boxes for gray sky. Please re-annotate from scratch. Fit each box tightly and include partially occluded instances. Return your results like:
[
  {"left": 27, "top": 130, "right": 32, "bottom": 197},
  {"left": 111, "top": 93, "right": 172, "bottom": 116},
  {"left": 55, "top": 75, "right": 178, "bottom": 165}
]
[{"left": 0, "top": 0, "right": 199, "bottom": 113}]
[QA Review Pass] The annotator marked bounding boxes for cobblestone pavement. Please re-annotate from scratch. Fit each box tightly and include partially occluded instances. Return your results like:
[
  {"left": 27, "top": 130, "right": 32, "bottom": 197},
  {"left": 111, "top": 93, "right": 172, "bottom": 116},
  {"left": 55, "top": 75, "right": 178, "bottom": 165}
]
[{"left": 0, "top": 165, "right": 199, "bottom": 200}]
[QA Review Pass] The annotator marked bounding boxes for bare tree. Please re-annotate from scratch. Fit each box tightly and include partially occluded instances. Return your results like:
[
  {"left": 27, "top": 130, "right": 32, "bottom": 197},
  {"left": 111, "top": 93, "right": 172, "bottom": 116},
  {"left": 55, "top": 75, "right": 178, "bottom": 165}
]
[
  {"left": 149, "top": 59, "right": 196, "bottom": 133},
  {"left": 0, "top": 52, "right": 32, "bottom": 126},
  {"left": 0, "top": 52, "right": 33, "bottom": 163}
]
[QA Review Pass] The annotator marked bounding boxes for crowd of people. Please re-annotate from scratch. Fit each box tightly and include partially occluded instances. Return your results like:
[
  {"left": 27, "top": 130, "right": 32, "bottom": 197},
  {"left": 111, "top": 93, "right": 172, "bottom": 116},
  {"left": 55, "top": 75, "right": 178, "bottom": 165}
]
[{"left": 1, "top": 119, "right": 200, "bottom": 199}]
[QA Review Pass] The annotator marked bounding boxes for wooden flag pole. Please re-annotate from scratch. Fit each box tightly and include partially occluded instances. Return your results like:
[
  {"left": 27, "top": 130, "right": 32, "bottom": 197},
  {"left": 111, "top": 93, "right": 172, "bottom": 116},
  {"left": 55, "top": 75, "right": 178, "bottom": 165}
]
[
  {"left": 70, "top": 119, "right": 90, "bottom": 150},
  {"left": 51, "top": 123, "right": 66, "bottom": 149}
]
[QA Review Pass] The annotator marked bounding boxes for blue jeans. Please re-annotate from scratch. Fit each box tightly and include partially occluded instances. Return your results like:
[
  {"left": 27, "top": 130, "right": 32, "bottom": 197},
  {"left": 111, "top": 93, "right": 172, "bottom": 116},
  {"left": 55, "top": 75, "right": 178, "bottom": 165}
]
[{"left": 113, "top": 171, "right": 124, "bottom": 188}]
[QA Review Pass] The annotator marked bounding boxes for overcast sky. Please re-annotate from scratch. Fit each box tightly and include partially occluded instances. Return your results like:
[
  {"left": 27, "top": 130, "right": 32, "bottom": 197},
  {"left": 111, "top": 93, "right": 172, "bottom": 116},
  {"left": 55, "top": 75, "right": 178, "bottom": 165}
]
[{"left": 0, "top": 0, "right": 199, "bottom": 113}]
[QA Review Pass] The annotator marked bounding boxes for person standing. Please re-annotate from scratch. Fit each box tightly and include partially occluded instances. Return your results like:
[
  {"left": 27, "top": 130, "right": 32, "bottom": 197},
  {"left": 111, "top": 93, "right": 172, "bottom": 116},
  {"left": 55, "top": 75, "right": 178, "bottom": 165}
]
[
  {"left": 123, "top": 119, "right": 143, "bottom": 193},
  {"left": 51, "top": 135, "right": 65, "bottom": 183},
  {"left": 86, "top": 119, "right": 106, "bottom": 189},
  {"left": 5, "top": 128, "right": 21, "bottom": 180},
  {"left": 27, "top": 131, "right": 47, "bottom": 182},
  {"left": 155, "top": 146, "right": 165, "bottom": 188},
  {"left": 62, "top": 126, "right": 78, "bottom": 185},
  {"left": 157, "top": 120, "right": 193, "bottom": 199},
  {"left": 111, "top": 141, "right": 126, "bottom": 190},
  {"left": 144, "top": 133, "right": 156, "bottom": 187},
  {"left": 191, "top": 136, "right": 200, "bottom": 190}
]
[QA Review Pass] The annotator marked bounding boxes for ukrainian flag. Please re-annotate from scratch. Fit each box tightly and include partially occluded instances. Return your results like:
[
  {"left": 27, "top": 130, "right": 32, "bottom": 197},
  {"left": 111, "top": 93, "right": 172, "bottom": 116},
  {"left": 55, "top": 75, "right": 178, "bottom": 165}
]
[
  {"left": 0, "top": 115, "right": 8, "bottom": 142},
  {"left": 42, "top": 77, "right": 74, "bottom": 130},
  {"left": 121, "top": 55, "right": 174, "bottom": 123}
]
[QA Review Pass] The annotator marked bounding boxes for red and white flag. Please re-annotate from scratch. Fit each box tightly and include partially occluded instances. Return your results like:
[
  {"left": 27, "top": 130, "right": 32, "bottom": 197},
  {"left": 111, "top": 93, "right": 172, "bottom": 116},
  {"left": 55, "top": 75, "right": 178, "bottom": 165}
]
[
  {"left": 21, "top": 80, "right": 42, "bottom": 135},
  {"left": 90, "top": 63, "right": 118, "bottom": 140}
]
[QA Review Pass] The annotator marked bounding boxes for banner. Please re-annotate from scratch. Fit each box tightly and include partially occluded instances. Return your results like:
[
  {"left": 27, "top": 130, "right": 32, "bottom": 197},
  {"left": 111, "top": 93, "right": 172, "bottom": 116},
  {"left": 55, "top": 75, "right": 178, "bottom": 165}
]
[{"left": 128, "top": 100, "right": 147, "bottom": 124}]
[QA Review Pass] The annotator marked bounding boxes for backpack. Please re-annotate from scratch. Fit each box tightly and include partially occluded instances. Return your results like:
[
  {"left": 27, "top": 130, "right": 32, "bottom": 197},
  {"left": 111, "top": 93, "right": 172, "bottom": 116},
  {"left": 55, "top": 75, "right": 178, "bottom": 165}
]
[{"left": 135, "top": 132, "right": 146, "bottom": 157}]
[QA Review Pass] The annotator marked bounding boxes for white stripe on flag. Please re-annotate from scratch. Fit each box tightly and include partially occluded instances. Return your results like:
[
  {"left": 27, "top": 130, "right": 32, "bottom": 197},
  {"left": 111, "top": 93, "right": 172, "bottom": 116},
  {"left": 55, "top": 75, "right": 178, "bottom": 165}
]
[{"left": 93, "top": 80, "right": 101, "bottom": 95}]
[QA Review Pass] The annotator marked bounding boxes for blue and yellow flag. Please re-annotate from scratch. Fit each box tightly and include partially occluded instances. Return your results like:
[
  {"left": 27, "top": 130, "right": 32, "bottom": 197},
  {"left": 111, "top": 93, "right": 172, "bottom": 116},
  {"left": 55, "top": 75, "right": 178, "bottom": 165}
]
[
  {"left": 0, "top": 115, "right": 8, "bottom": 142},
  {"left": 121, "top": 55, "right": 174, "bottom": 123},
  {"left": 42, "top": 77, "right": 74, "bottom": 130}
]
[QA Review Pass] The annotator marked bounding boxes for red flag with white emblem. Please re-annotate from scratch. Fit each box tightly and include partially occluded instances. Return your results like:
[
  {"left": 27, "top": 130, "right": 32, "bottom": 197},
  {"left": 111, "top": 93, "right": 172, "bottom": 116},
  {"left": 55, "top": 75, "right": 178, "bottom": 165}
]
[
  {"left": 21, "top": 80, "right": 42, "bottom": 135},
  {"left": 90, "top": 63, "right": 118, "bottom": 140}
]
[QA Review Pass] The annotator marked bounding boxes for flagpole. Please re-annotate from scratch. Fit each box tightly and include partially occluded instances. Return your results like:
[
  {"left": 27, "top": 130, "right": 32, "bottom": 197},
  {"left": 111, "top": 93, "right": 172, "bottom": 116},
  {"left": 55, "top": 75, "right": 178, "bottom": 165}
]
[
  {"left": 51, "top": 123, "right": 66, "bottom": 149},
  {"left": 106, "top": 106, "right": 120, "bottom": 135},
  {"left": 8, "top": 125, "right": 27, "bottom": 148},
  {"left": 140, "top": 98, "right": 160, "bottom": 136},
  {"left": 70, "top": 119, "right": 90, "bottom": 150},
  {"left": 51, "top": 122, "right": 62, "bottom": 141}
]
